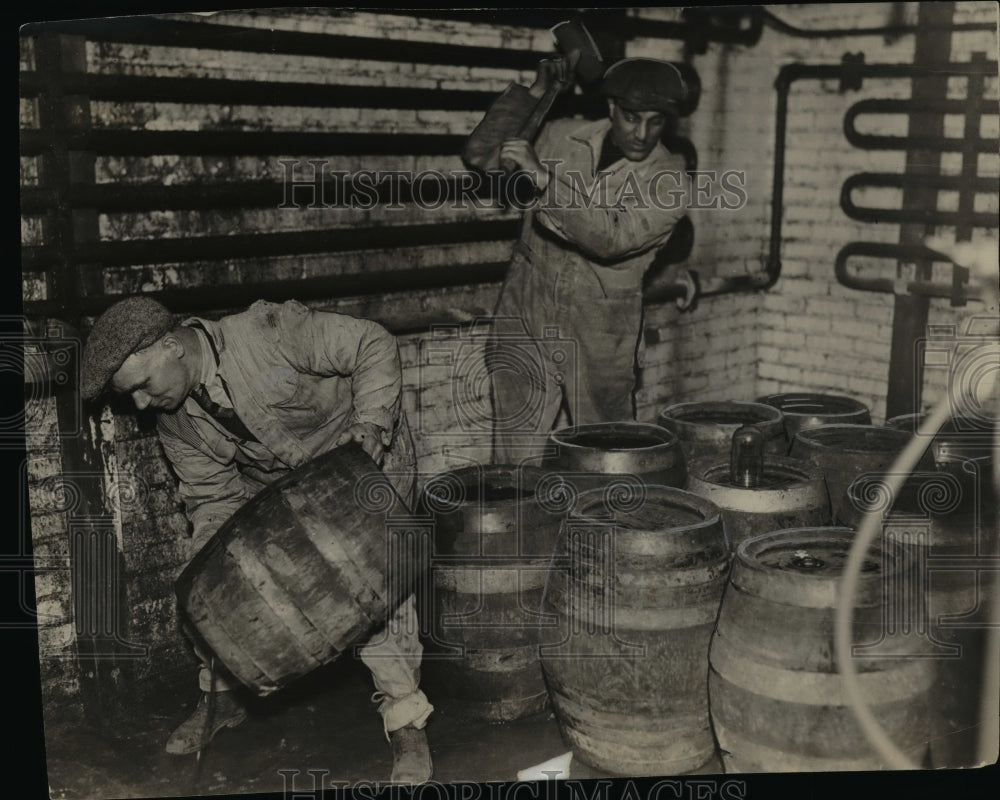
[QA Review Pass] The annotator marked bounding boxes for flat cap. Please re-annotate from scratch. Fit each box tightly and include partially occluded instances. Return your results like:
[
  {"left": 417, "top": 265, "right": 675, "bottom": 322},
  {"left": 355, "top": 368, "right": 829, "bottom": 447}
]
[
  {"left": 81, "top": 297, "right": 175, "bottom": 401},
  {"left": 599, "top": 58, "right": 687, "bottom": 112}
]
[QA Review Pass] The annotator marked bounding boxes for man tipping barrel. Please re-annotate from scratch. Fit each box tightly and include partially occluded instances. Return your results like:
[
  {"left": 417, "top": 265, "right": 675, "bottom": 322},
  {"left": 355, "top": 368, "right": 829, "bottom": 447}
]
[
  {"left": 463, "top": 56, "right": 694, "bottom": 463},
  {"left": 80, "top": 297, "right": 433, "bottom": 785}
]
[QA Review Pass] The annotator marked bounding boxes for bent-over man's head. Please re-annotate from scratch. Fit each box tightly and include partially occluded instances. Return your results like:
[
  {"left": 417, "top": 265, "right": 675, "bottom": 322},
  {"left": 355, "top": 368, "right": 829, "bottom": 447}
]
[
  {"left": 81, "top": 296, "right": 199, "bottom": 412},
  {"left": 599, "top": 58, "right": 687, "bottom": 162}
]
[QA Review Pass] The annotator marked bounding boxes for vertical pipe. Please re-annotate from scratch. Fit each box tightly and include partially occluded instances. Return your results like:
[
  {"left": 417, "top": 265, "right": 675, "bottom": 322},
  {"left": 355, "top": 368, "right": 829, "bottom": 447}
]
[
  {"left": 885, "top": 2, "right": 955, "bottom": 419},
  {"left": 766, "top": 68, "right": 793, "bottom": 288},
  {"left": 33, "top": 31, "right": 136, "bottom": 727}
]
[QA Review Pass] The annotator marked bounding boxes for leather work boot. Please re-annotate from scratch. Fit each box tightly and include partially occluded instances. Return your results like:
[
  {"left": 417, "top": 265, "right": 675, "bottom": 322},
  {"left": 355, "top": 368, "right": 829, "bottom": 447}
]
[
  {"left": 165, "top": 690, "right": 248, "bottom": 755},
  {"left": 389, "top": 725, "right": 433, "bottom": 785}
]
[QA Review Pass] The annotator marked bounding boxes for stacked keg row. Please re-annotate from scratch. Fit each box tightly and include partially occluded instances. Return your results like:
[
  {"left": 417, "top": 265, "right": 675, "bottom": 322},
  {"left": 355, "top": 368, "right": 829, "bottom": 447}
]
[
  {"left": 419, "top": 393, "right": 995, "bottom": 775},
  {"left": 174, "top": 393, "right": 995, "bottom": 776}
]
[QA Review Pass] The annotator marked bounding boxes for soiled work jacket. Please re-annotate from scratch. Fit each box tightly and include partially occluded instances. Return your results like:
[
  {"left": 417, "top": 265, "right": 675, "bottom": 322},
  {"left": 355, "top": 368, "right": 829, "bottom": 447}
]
[{"left": 157, "top": 299, "right": 416, "bottom": 547}]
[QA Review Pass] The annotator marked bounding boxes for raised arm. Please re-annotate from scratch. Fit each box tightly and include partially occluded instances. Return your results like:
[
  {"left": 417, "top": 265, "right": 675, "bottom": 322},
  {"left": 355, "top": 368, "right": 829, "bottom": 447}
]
[
  {"left": 462, "top": 58, "right": 573, "bottom": 172},
  {"left": 535, "top": 154, "right": 692, "bottom": 263}
]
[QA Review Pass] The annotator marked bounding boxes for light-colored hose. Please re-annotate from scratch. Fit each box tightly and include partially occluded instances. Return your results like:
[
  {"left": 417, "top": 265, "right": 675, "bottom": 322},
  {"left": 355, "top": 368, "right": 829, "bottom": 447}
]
[
  {"left": 835, "top": 368, "right": 999, "bottom": 768},
  {"left": 834, "top": 394, "right": 953, "bottom": 769},
  {"left": 836, "top": 229, "right": 999, "bottom": 768}
]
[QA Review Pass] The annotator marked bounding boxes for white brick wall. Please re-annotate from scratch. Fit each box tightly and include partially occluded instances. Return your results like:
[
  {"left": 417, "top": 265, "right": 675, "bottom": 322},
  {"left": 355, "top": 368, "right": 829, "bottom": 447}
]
[{"left": 697, "top": 2, "right": 1000, "bottom": 424}]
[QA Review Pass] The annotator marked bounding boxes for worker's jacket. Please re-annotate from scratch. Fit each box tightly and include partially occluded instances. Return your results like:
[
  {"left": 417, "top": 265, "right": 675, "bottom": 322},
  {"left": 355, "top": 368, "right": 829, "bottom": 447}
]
[
  {"left": 156, "top": 299, "right": 416, "bottom": 548},
  {"left": 464, "top": 83, "right": 689, "bottom": 302},
  {"left": 463, "top": 83, "right": 690, "bottom": 387}
]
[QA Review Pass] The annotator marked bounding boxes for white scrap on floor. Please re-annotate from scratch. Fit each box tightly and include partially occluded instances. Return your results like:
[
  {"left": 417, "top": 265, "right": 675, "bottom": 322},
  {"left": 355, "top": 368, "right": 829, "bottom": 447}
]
[{"left": 516, "top": 751, "right": 573, "bottom": 781}]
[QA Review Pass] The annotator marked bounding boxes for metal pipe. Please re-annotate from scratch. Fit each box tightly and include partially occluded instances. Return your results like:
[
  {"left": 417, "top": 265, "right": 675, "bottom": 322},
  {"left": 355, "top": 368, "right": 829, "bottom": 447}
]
[
  {"left": 21, "top": 220, "right": 520, "bottom": 271},
  {"left": 779, "top": 60, "right": 997, "bottom": 81},
  {"left": 765, "top": 57, "right": 998, "bottom": 301},
  {"left": 22, "top": 17, "right": 548, "bottom": 72},
  {"left": 19, "top": 137, "right": 698, "bottom": 214},
  {"left": 760, "top": 7, "right": 996, "bottom": 38},
  {"left": 22, "top": 260, "right": 510, "bottom": 320},
  {"left": 25, "top": 264, "right": 710, "bottom": 329},
  {"left": 20, "top": 129, "right": 470, "bottom": 158},
  {"left": 887, "top": 3, "right": 958, "bottom": 420},
  {"left": 19, "top": 71, "right": 611, "bottom": 125},
  {"left": 20, "top": 174, "right": 505, "bottom": 215},
  {"left": 845, "top": 98, "right": 998, "bottom": 152},
  {"left": 390, "top": 8, "right": 765, "bottom": 48},
  {"left": 19, "top": 71, "right": 503, "bottom": 111},
  {"left": 834, "top": 242, "right": 984, "bottom": 301},
  {"left": 841, "top": 170, "right": 999, "bottom": 228},
  {"left": 842, "top": 171, "right": 999, "bottom": 196},
  {"left": 848, "top": 96, "right": 999, "bottom": 116}
]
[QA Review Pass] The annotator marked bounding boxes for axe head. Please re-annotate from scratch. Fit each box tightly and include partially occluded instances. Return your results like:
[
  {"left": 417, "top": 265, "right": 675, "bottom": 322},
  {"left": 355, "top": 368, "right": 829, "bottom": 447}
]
[{"left": 550, "top": 19, "right": 605, "bottom": 88}]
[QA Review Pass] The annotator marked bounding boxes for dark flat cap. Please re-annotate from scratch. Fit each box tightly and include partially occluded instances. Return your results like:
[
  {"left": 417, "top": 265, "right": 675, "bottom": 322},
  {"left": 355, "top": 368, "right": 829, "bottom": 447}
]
[
  {"left": 81, "top": 297, "right": 175, "bottom": 401},
  {"left": 599, "top": 58, "right": 687, "bottom": 112}
]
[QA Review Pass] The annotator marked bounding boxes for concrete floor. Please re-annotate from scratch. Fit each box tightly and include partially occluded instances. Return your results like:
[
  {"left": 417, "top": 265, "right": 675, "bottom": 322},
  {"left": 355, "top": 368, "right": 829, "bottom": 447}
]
[
  {"left": 33, "top": 629, "right": 1000, "bottom": 800},
  {"left": 33, "top": 654, "right": 1000, "bottom": 800},
  {"left": 42, "top": 654, "right": 729, "bottom": 800}
]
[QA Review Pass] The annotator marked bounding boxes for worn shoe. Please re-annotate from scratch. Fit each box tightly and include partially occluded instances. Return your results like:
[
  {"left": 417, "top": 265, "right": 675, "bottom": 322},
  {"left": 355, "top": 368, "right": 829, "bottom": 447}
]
[
  {"left": 389, "top": 725, "right": 433, "bottom": 785},
  {"left": 165, "top": 691, "right": 248, "bottom": 755}
]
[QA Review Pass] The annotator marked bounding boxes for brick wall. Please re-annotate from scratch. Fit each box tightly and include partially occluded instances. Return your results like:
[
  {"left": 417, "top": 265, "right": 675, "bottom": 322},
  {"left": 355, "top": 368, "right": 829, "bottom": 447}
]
[
  {"left": 21, "top": 5, "right": 999, "bottom": 719},
  {"left": 688, "top": 2, "right": 997, "bottom": 423}
]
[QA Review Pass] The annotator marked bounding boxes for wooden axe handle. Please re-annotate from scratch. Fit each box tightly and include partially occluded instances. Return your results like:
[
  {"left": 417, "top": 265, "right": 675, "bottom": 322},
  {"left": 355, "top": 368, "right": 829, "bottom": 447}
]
[{"left": 499, "top": 81, "right": 564, "bottom": 175}]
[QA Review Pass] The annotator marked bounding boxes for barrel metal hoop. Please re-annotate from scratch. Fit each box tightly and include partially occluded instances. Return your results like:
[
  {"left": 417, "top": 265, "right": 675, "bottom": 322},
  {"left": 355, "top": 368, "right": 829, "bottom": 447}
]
[{"left": 709, "top": 633, "right": 936, "bottom": 705}]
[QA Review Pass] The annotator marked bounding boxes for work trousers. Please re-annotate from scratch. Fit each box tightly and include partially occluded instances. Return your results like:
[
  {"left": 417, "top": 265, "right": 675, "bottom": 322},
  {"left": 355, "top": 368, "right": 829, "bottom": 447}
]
[
  {"left": 488, "top": 251, "right": 643, "bottom": 465},
  {"left": 189, "top": 594, "right": 431, "bottom": 733}
]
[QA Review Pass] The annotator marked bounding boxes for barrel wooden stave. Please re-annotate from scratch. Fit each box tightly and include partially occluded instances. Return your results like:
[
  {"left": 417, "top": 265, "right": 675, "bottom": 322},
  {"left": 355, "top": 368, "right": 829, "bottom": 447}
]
[
  {"left": 756, "top": 393, "right": 871, "bottom": 443},
  {"left": 545, "top": 625, "right": 719, "bottom": 776},
  {"left": 708, "top": 528, "right": 936, "bottom": 772},
  {"left": 541, "top": 487, "right": 729, "bottom": 776},
  {"left": 658, "top": 401, "right": 787, "bottom": 463},
  {"left": 422, "top": 464, "right": 562, "bottom": 722},
  {"left": 175, "top": 444, "right": 412, "bottom": 695},
  {"left": 789, "top": 424, "right": 935, "bottom": 526},
  {"left": 542, "top": 421, "right": 688, "bottom": 494},
  {"left": 685, "top": 456, "right": 830, "bottom": 550}
]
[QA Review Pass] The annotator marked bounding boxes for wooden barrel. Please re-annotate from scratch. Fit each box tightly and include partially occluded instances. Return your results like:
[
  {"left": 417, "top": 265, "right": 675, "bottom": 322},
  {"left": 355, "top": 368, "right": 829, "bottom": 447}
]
[
  {"left": 709, "top": 527, "right": 936, "bottom": 772},
  {"left": 540, "top": 486, "right": 730, "bottom": 776},
  {"left": 789, "top": 424, "right": 935, "bottom": 526},
  {"left": 658, "top": 401, "right": 787, "bottom": 463},
  {"left": 847, "top": 457, "right": 998, "bottom": 768},
  {"left": 685, "top": 455, "right": 830, "bottom": 551},
  {"left": 542, "top": 421, "right": 687, "bottom": 500},
  {"left": 176, "top": 443, "right": 415, "bottom": 695},
  {"left": 757, "top": 393, "right": 871, "bottom": 443},
  {"left": 419, "top": 465, "right": 563, "bottom": 722},
  {"left": 885, "top": 413, "right": 995, "bottom": 478}
]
